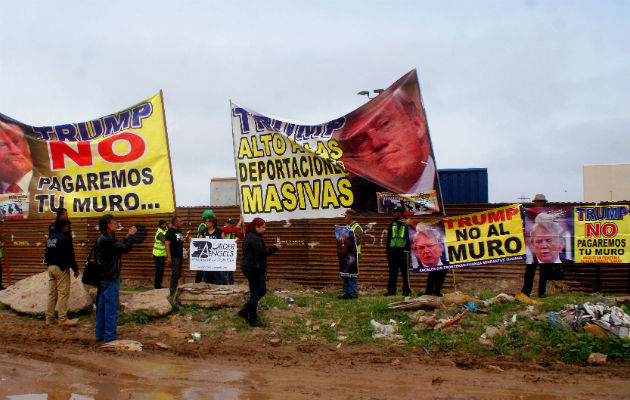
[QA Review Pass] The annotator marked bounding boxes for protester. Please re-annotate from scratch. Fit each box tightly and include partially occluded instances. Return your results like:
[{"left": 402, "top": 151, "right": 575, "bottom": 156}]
[
  {"left": 95, "top": 214, "right": 136, "bottom": 342},
  {"left": 238, "top": 218, "right": 282, "bottom": 327},
  {"left": 0, "top": 119, "right": 33, "bottom": 194},
  {"left": 338, "top": 210, "right": 363, "bottom": 299},
  {"left": 49, "top": 207, "right": 71, "bottom": 236},
  {"left": 44, "top": 219, "right": 79, "bottom": 326},
  {"left": 520, "top": 212, "right": 571, "bottom": 298},
  {"left": 198, "top": 209, "right": 214, "bottom": 237},
  {"left": 221, "top": 216, "right": 244, "bottom": 284},
  {"left": 166, "top": 215, "right": 184, "bottom": 296},
  {"left": 152, "top": 220, "right": 168, "bottom": 289},
  {"left": 199, "top": 215, "right": 225, "bottom": 284},
  {"left": 385, "top": 206, "right": 411, "bottom": 296},
  {"left": 532, "top": 193, "right": 548, "bottom": 208},
  {"left": 412, "top": 225, "right": 447, "bottom": 296}
]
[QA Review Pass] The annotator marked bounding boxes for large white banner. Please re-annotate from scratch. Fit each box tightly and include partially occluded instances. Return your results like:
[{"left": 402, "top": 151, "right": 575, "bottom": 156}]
[
  {"left": 189, "top": 238, "right": 237, "bottom": 271},
  {"left": 230, "top": 70, "right": 442, "bottom": 222}
]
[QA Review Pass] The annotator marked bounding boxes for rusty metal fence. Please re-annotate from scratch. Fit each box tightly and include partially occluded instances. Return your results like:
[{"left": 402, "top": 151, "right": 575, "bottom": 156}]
[{"left": 1, "top": 203, "right": 628, "bottom": 294}]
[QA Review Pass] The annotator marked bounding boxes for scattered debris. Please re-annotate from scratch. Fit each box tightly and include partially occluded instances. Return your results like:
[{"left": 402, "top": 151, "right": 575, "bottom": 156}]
[
  {"left": 587, "top": 352, "right": 607, "bottom": 365},
  {"left": 269, "top": 338, "right": 281, "bottom": 347},
  {"left": 155, "top": 342, "right": 170, "bottom": 350},
  {"left": 483, "top": 293, "right": 515, "bottom": 307},
  {"left": 191, "top": 332, "right": 201, "bottom": 341},
  {"left": 515, "top": 292, "right": 543, "bottom": 305},
  {"left": 546, "top": 302, "right": 630, "bottom": 339},
  {"left": 487, "top": 365, "right": 504, "bottom": 372},
  {"left": 391, "top": 359, "right": 401, "bottom": 366},
  {"left": 101, "top": 340, "right": 143, "bottom": 352},
  {"left": 370, "top": 319, "right": 402, "bottom": 340}
]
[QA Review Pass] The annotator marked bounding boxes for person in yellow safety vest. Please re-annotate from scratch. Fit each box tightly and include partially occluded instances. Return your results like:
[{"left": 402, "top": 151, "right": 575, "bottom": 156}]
[
  {"left": 152, "top": 220, "right": 168, "bottom": 289},
  {"left": 385, "top": 206, "right": 411, "bottom": 297},
  {"left": 338, "top": 209, "right": 363, "bottom": 299}
]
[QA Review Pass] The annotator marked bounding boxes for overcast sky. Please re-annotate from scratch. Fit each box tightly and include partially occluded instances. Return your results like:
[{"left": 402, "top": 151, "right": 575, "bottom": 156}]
[{"left": 1, "top": 0, "right": 628, "bottom": 206}]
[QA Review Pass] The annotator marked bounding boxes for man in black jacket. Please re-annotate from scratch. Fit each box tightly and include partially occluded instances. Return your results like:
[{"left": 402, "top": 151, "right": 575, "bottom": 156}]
[
  {"left": 44, "top": 219, "right": 79, "bottom": 326},
  {"left": 95, "top": 214, "right": 136, "bottom": 342},
  {"left": 385, "top": 206, "right": 411, "bottom": 296}
]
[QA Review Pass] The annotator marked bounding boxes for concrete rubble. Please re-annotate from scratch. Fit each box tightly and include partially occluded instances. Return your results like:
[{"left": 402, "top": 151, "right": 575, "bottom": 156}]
[
  {"left": 175, "top": 283, "right": 248, "bottom": 308},
  {"left": 123, "top": 288, "right": 172, "bottom": 316},
  {"left": 0, "top": 272, "right": 92, "bottom": 315}
]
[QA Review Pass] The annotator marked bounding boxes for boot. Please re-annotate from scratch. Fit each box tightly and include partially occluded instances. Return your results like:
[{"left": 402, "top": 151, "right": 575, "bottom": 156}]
[
  {"left": 237, "top": 307, "right": 249, "bottom": 321},
  {"left": 248, "top": 312, "right": 265, "bottom": 327}
]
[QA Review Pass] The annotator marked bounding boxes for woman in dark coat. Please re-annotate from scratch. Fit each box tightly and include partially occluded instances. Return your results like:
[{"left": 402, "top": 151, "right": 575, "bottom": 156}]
[{"left": 238, "top": 218, "right": 282, "bottom": 327}]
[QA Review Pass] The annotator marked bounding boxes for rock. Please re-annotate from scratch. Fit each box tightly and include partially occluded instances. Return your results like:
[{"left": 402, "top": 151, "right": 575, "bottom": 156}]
[
  {"left": 587, "top": 352, "right": 607, "bottom": 365},
  {"left": 269, "top": 338, "right": 281, "bottom": 347},
  {"left": 391, "top": 359, "right": 401, "bottom": 366},
  {"left": 485, "top": 326, "right": 501, "bottom": 338},
  {"left": 0, "top": 272, "right": 92, "bottom": 315},
  {"left": 175, "top": 283, "right": 248, "bottom": 308},
  {"left": 124, "top": 288, "right": 172, "bottom": 316},
  {"left": 101, "top": 339, "right": 143, "bottom": 352}
]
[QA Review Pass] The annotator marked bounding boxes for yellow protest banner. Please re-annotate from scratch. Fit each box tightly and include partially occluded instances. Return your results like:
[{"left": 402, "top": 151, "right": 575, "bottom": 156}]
[
  {"left": 0, "top": 93, "right": 175, "bottom": 219},
  {"left": 574, "top": 205, "right": 630, "bottom": 263},
  {"left": 441, "top": 204, "right": 526, "bottom": 268}
]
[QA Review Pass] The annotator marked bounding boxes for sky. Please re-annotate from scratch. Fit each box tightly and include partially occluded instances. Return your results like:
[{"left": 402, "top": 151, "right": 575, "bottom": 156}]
[{"left": 1, "top": 0, "right": 628, "bottom": 206}]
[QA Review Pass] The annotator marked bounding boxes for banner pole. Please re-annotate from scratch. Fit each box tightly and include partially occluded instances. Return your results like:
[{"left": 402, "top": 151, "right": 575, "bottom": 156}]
[{"left": 160, "top": 90, "right": 177, "bottom": 208}]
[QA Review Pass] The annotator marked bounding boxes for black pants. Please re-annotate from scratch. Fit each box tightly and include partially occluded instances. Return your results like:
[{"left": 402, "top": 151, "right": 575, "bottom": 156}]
[
  {"left": 241, "top": 265, "right": 267, "bottom": 316},
  {"left": 386, "top": 251, "right": 410, "bottom": 295},
  {"left": 521, "top": 264, "right": 549, "bottom": 296},
  {"left": 425, "top": 270, "right": 446, "bottom": 296},
  {"left": 153, "top": 255, "right": 164, "bottom": 289},
  {"left": 169, "top": 258, "right": 182, "bottom": 296}
]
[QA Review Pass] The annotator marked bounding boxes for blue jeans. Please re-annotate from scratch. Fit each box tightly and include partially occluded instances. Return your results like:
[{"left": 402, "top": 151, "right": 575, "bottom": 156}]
[
  {"left": 153, "top": 255, "right": 165, "bottom": 289},
  {"left": 342, "top": 276, "right": 358, "bottom": 298},
  {"left": 96, "top": 277, "right": 120, "bottom": 342},
  {"left": 241, "top": 265, "right": 267, "bottom": 315}
]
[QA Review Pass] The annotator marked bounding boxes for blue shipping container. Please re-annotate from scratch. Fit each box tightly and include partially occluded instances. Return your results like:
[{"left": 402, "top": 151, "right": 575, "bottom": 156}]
[{"left": 437, "top": 168, "right": 488, "bottom": 204}]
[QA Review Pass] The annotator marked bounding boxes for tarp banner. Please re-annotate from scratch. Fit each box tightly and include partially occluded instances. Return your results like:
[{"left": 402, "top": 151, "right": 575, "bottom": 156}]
[
  {"left": 410, "top": 204, "right": 526, "bottom": 272},
  {"left": 0, "top": 93, "right": 175, "bottom": 219},
  {"left": 230, "top": 69, "right": 442, "bottom": 222},
  {"left": 335, "top": 225, "right": 359, "bottom": 277},
  {"left": 525, "top": 205, "right": 630, "bottom": 264},
  {"left": 189, "top": 238, "right": 237, "bottom": 271}
]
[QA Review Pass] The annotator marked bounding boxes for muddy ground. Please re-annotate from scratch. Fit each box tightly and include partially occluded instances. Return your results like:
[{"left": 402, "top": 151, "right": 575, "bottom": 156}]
[{"left": 0, "top": 283, "right": 628, "bottom": 399}]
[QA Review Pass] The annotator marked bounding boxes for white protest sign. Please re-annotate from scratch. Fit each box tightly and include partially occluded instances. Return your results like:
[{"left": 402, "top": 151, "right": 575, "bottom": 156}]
[{"left": 189, "top": 238, "right": 237, "bottom": 271}]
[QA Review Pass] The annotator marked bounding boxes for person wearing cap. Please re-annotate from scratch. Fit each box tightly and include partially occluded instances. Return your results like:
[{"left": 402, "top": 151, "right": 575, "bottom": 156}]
[
  {"left": 338, "top": 209, "right": 363, "bottom": 299},
  {"left": 532, "top": 194, "right": 547, "bottom": 208},
  {"left": 222, "top": 216, "right": 244, "bottom": 284},
  {"left": 152, "top": 220, "right": 168, "bottom": 289},
  {"left": 385, "top": 206, "right": 411, "bottom": 296}
]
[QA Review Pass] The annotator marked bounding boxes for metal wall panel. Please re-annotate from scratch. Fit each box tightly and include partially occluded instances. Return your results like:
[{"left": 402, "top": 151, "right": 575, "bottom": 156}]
[
  {"left": 438, "top": 168, "right": 489, "bottom": 204},
  {"left": 1, "top": 202, "right": 628, "bottom": 293}
]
